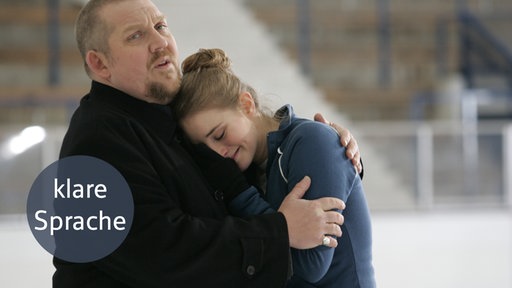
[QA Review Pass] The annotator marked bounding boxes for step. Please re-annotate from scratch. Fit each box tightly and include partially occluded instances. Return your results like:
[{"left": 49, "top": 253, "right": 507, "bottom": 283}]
[
  {"left": 0, "top": 64, "right": 89, "bottom": 88},
  {"left": 0, "top": 47, "right": 82, "bottom": 65},
  {"left": 322, "top": 87, "right": 417, "bottom": 120},
  {"left": 0, "top": 4, "right": 80, "bottom": 26}
]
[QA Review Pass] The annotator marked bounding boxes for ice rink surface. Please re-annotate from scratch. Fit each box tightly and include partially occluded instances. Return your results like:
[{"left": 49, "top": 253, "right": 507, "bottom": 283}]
[{"left": 2, "top": 210, "right": 511, "bottom": 288}]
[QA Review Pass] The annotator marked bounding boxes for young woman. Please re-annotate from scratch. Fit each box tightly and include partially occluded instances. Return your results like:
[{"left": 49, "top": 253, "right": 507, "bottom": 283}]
[{"left": 172, "top": 48, "right": 375, "bottom": 288}]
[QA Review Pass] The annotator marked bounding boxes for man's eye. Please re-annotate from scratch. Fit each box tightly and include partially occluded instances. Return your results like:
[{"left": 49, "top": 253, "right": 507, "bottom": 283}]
[
  {"left": 156, "top": 23, "right": 169, "bottom": 32},
  {"left": 128, "top": 32, "right": 143, "bottom": 41}
]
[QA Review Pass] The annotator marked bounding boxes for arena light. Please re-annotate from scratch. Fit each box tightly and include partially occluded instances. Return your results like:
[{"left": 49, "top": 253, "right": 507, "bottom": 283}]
[{"left": 7, "top": 126, "right": 47, "bottom": 156}]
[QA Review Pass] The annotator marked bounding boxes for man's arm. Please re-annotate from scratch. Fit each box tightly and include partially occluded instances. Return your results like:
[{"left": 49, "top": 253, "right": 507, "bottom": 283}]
[
  {"left": 191, "top": 144, "right": 345, "bottom": 250},
  {"left": 278, "top": 176, "right": 344, "bottom": 249},
  {"left": 56, "top": 119, "right": 291, "bottom": 287}
]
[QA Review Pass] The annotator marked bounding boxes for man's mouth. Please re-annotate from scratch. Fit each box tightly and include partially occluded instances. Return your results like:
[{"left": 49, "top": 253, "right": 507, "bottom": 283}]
[
  {"left": 152, "top": 54, "right": 173, "bottom": 69},
  {"left": 156, "top": 59, "right": 171, "bottom": 68}
]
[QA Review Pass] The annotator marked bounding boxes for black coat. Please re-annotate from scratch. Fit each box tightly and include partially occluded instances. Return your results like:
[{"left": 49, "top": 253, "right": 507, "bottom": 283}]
[{"left": 53, "top": 81, "right": 291, "bottom": 288}]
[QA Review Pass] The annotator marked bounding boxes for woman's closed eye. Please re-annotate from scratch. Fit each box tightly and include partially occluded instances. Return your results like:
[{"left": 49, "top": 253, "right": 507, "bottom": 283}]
[{"left": 213, "top": 130, "right": 225, "bottom": 141}]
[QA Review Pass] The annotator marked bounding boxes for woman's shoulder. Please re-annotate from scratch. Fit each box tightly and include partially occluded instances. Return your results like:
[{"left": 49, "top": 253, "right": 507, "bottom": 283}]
[
  {"left": 280, "top": 119, "right": 346, "bottom": 161},
  {"left": 288, "top": 118, "right": 340, "bottom": 142}
]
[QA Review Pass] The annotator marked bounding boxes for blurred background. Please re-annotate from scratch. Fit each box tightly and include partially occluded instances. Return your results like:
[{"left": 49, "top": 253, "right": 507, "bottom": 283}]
[{"left": 0, "top": 0, "right": 511, "bottom": 287}]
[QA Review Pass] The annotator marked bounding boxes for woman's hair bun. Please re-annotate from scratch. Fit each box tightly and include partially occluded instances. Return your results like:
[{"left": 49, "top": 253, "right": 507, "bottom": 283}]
[{"left": 181, "top": 48, "right": 232, "bottom": 74}]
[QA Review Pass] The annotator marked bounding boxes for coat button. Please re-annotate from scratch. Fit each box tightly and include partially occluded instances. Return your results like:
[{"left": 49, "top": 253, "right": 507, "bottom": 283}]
[
  {"left": 214, "top": 190, "right": 223, "bottom": 201},
  {"left": 246, "top": 265, "right": 256, "bottom": 277}
]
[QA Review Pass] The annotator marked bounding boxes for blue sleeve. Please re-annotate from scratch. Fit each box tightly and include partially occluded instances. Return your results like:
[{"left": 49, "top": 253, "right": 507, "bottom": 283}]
[
  {"left": 228, "top": 186, "right": 276, "bottom": 217},
  {"left": 285, "top": 122, "right": 358, "bottom": 283}
]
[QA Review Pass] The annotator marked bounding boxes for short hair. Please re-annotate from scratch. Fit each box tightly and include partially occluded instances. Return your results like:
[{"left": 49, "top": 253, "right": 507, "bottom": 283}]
[{"left": 75, "top": 0, "right": 125, "bottom": 76}]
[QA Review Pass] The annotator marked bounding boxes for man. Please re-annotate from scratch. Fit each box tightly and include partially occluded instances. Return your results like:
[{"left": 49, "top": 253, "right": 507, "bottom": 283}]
[{"left": 54, "top": 0, "right": 361, "bottom": 287}]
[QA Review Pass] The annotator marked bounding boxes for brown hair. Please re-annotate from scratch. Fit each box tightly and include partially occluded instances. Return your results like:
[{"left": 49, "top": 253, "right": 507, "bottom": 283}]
[
  {"left": 172, "top": 48, "right": 260, "bottom": 121},
  {"left": 75, "top": 0, "right": 124, "bottom": 76}
]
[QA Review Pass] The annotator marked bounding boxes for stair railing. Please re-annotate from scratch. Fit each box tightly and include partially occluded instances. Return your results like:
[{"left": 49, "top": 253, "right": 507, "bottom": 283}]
[{"left": 457, "top": 10, "right": 512, "bottom": 90}]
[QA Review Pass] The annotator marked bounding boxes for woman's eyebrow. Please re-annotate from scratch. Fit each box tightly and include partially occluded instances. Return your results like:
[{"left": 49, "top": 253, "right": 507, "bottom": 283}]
[{"left": 206, "top": 124, "right": 221, "bottom": 138}]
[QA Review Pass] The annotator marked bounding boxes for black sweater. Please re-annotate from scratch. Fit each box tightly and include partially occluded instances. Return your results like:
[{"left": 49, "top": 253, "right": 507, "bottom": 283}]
[{"left": 53, "top": 81, "right": 291, "bottom": 288}]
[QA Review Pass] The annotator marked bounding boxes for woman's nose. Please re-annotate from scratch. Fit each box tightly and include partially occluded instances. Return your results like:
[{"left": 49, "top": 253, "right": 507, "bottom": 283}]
[{"left": 212, "top": 144, "right": 229, "bottom": 158}]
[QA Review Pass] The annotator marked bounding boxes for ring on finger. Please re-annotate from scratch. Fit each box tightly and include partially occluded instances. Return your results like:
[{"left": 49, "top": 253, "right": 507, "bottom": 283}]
[{"left": 322, "top": 236, "right": 330, "bottom": 246}]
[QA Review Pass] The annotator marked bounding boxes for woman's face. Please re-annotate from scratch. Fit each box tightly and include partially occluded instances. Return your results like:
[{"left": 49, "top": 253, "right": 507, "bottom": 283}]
[{"left": 181, "top": 107, "right": 259, "bottom": 171}]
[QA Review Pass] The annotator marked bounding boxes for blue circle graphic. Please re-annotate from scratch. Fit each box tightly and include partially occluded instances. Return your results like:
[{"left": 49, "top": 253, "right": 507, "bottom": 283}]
[{"left": 26, "top": 155, "right": 134, "bottom": 263}]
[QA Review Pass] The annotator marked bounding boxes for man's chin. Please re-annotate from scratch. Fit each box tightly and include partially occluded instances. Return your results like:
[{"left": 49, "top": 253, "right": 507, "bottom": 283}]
[{"left": 147, "top": 81, "right": 179, "bottom": 105}]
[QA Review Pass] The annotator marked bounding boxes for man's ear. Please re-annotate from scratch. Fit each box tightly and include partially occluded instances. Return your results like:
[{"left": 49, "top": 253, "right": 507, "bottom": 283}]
[
  {"left": 238, "top": 92, "right": 256, "bottom": 116},
  {"left": 85, "top": 50, "right": 111, "bottom": 80}
]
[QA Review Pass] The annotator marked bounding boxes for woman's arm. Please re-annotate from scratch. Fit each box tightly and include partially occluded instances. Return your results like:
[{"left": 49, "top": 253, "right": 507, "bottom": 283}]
[
  {"left": 283, "top": 121, "right": 358, "bottom": 283},
  {"left": 228, "top": 186, "right": 275, "bottom": 216},
  {"left": 190, "top": 143, "right": 344, "bottom": 250},
  {"left": 314, "top": 113, "right": 363, "bottom": 178}
]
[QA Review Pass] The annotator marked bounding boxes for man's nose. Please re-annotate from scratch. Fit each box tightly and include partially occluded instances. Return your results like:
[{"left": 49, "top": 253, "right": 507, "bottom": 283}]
[{"left": 149, "top": 30, "right": 168, "bottom": 53}]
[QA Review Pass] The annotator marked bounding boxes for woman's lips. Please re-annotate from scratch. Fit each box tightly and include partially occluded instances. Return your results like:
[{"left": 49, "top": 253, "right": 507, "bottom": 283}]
[{"left": 231, "top": 147, "right": 240, "bottom": 161}]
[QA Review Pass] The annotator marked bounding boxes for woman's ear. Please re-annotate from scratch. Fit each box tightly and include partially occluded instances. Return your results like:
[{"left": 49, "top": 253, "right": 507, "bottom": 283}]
[
  {"left": 85, "top": 50, "right": 111, "bottom": 80},
  {"left": 238, "top": 92, "right": 257, "bottom": 116}
]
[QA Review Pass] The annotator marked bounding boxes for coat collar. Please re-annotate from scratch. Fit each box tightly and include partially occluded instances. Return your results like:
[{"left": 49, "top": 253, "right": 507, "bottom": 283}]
[
  {"left": 87, "top": 81, "right": 177, "bottom": 144},
  {"left": 266, "top": 104, "right": 296, "bottom": 171},
  {"left": 267, "top": 104, "right": 295, "bottom": 145}
]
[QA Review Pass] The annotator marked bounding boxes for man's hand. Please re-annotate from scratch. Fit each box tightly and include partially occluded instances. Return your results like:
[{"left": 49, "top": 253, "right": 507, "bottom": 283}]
[
  {"left": 314, "top": 113, "right": 362, "bottom": 175},
  {"left": 278, "top": 176, "right": 345, "bottom": 249}
]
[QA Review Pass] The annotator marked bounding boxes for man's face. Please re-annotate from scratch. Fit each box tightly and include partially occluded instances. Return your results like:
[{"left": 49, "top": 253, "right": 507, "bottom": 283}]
[{"left": 101, "top": 0, "right": 181, "bottom": 104}]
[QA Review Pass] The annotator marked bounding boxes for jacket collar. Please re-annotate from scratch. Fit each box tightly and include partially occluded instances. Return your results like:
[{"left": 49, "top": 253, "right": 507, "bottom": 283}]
[
  {"left": 267, "top": 104, "right": 295, "bottom": 142},
  {"left": 87, "top": 81, "right": 177, "bottom": 144},
  {"left": 266, "top": 105, "right": 295, "bottom": 169}
]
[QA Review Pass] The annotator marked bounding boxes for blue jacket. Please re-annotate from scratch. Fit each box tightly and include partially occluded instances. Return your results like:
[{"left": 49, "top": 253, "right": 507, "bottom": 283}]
[{"left": 230, "top": 105, "right": 376, "bottom": 288}]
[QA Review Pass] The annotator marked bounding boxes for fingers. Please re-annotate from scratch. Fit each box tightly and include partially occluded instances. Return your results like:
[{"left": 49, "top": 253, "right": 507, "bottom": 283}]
[
  {"left": 287, "top": 176, "right": 311, "bottom": 199},
  {"left": 280, "top": 178, "right": 346, "bottom": 250},
  {"left": 350, "top": 149, "right": 362, "bottom": 175},
  {"left": 335, "top": 124, "right": 351, "bottom": 147},
  {"left": 315, "top": 197, "right": 346, "bottom": 211},
  {"left": 314, "top": 114, "right": 360, "bottom": 162},
  {"left": 354, "top": 153, "right": 363, "bottom": 175},
  {"left": 324, "top": 211, "right": 344, "bottom": 227},
  {"left": 315, "top": 114, "right": 350, "bottom": 148},
  {"left": 313, "top": 113, "right": 328, "bottom": 124},
  {"left": 345, "top": 135, "right": 358, "bottom": 159},
  {"left": 314, "top": 114, "right": 354, "bottom": 150},
  {"left": 322, "top": 219, "right": 343, "bottom": 248},
  {"left": 322, "top": 236, "right": 338, "bottom": 248},
  {"left": 343, "top": 132, "right": 363, "bottom": 175},
  {"left": 351, "top": 150, "right": 360, "bottom": 166}
]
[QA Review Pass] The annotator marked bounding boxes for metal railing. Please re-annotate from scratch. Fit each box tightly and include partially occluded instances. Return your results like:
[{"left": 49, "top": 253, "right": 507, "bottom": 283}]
[
  {"left": 47, "top": 0, "right": 61, "bottom": 86},
  {"left": 0, "top": 119, "right": 510, "bottom": 214},
  {"left": 356, "top": 119, "right": 512, "bottom": 210},
  {"left": 457, "top": 9, "right": 512, "bottom": 90}
]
